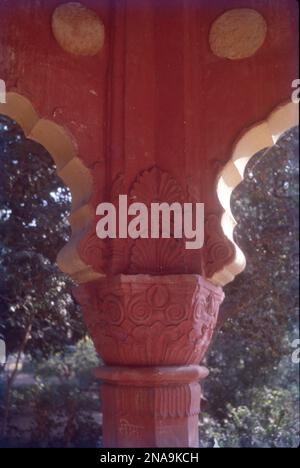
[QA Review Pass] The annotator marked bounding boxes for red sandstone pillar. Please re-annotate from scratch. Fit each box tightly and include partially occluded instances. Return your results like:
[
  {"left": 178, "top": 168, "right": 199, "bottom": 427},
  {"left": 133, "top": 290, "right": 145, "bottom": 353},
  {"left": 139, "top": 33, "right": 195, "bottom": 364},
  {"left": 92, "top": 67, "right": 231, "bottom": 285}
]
[
  {"left": 0, "top": 0, "right": 298, "bottom": 449},
  {"left": 98, "top": 366, "right": 207, "bottom": 448},
  {"left": 75, "top": 275, "right": 224, "bottom": 447}
]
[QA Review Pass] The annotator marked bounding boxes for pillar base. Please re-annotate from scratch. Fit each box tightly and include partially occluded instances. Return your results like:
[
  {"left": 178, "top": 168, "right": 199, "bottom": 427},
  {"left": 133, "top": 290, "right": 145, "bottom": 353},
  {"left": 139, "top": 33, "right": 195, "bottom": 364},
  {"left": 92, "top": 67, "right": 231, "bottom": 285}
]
[{"left": 95, "top": 365, "right": 208, "bottom": 448}]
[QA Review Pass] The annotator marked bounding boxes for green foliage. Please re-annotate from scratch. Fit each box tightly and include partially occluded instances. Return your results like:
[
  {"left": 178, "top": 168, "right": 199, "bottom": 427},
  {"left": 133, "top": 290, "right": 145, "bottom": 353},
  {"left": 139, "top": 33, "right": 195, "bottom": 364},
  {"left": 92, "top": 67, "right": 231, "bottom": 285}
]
[
  {"left": 0, "top": 338, "right": 100, "bottom": 448},
  {"left": 201, "top": 127, "right": 299, "bottom": 447},
  {"left": 200, "top": 384, "right": 299, "bottom": 448},
  {"left": 0, "top": 115, "right": 86, "bottom": 357},
  {"left": 35, "top": 337, "right": 100, "bottom": 387}
]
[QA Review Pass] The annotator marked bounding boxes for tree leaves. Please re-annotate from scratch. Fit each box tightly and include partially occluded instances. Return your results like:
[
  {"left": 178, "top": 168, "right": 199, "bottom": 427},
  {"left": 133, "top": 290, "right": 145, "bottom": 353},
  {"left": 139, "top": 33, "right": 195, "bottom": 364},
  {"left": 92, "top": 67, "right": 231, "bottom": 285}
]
[{"left": 0, "top": 115, "right": 86, "bottom": 357}]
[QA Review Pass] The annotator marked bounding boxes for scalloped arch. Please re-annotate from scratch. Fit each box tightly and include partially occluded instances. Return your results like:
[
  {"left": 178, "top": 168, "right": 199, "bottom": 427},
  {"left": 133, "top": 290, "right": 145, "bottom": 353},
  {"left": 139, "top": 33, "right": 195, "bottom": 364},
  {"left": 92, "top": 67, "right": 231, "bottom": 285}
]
[
  {"left": 211, "top": 101, "right": 299, "bottom": 287},
  {"left": 0, "top": 91, "right": 102, "bottom": 283}
]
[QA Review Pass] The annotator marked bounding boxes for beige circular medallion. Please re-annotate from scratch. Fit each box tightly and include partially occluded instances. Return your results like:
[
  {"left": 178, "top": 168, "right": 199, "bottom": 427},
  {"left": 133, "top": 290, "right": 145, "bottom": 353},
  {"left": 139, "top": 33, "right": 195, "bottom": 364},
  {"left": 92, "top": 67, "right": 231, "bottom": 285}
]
[
  {"left": 209, "top": 8, "right": 267, "bottom": 60},
  {"left": 52, "top": 2, "right": 105, "bottom": 56}
]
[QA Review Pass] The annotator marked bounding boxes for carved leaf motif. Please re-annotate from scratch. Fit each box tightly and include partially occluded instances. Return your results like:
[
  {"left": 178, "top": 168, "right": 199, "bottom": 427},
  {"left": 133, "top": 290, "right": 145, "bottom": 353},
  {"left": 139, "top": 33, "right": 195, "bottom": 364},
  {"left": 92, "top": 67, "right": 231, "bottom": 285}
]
[
  {"left": 130, "top": 238, "right": 185, "bottom": 274},
  {"left": 79, "top": 228, "right": 105, "bottom": 272},
  {"left": 101, "top": 294, "right": 125, "bottom": 325},
  {"left": 129, "top": 168, "right": 187, "bottom": 273},
  {"left": 203, "top": 214, "right": 235, "bottom": 277},
  {"left": 77, "top": 276, "right": 224, "bottom": 366},
  {"left": 107, "top": 167, "right": 197, "bottom": 274},
  {"left": 146, "top": 284, "right": 169, "bottom": 308},
  {"left": 130, "top": 166, "right": 184, "bottom": 205}
]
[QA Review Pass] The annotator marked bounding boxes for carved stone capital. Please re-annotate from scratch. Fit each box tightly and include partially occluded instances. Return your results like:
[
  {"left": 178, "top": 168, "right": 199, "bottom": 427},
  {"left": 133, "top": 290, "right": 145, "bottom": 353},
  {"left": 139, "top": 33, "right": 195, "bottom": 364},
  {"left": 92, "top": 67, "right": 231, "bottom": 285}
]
[{"left": 74, "top": 274, "right": 224, "bottom": 366}]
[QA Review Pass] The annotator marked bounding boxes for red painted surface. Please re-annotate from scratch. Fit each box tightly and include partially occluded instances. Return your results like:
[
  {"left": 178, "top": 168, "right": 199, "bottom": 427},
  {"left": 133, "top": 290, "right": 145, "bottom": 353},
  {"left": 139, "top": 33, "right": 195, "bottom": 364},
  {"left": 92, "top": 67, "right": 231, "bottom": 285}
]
[
  {"left": 96, "top": 365, "right": 208, "bottom": 448},
  {"left": 75, "top": 275, "right": 224, "bottom": 366},
  {"left": 76, "top": 275, "right": 223, "bottom": 448},
  {"left": 0, "top": 1, "right": 298, "bottom": 278},
  {"left": 0, "top": 0, "right": 298, "bottom": 447}
]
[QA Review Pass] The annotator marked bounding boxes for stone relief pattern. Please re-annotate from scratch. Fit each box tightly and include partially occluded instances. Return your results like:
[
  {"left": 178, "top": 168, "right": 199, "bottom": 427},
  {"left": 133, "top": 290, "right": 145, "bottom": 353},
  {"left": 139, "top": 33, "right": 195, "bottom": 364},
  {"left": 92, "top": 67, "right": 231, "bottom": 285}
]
[
  {"left": 79, "top": 229, "right": 107, "bottom": 273},
  {"left": 78, "top": 166, "right": 235, "bottom": 278},
  {"left": 203, "top": 214, "right": 235, "bottom": 278},
  {"left": 103, "top": 382, "right": 202, "bottom": 419},
  {"left": 75, "top": 278, "right": 224, "bottom": 366}
]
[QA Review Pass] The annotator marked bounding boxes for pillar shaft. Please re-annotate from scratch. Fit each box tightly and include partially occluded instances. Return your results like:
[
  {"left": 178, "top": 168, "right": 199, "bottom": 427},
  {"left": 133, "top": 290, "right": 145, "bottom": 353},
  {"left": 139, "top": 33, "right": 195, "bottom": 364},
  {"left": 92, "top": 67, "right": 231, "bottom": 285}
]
[{"left": 96, "top": 366, "right": 208, "bottom": 448}]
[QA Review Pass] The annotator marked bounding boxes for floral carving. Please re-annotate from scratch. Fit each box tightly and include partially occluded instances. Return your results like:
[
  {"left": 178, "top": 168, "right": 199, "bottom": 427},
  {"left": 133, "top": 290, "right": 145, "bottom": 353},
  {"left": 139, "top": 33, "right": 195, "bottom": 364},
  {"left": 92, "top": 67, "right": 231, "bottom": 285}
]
[
  {"left": 79, "top": 167, "right": 236, "bottom": 278},
  {"left": 110, "top": 167, "right": 188, "bottom": 275},
  {"left": 130, "top": 166, "right": 184, "bottom": 206},
  {"left": 75, "top": 275, "right": 224, "bottom": 366},
  {"left": 128, "top": 299, "right": 152, "bottom": 324},
  {"left": 78, "top": 228, "right": 106, "bottom": 273},
  {"left": 146, "top": 284, "right": 169, "bottom": 308},
  {"left": 165, "top": 303, "right": 188, "bottom": 324},
  {"left": 130, "top": 238, "right": 185, "bottom": 274},
  {"left": 203, "top": 214, "right": 235, "bottom": 278},
  {"left": 102, "top": 294, "right": 125, "bottom": 325},
  {"left": 124, "top": 168, "right": 235, "bottom": 277}
]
